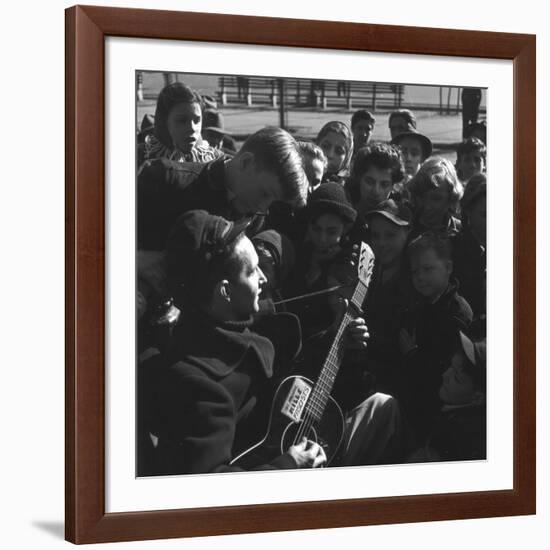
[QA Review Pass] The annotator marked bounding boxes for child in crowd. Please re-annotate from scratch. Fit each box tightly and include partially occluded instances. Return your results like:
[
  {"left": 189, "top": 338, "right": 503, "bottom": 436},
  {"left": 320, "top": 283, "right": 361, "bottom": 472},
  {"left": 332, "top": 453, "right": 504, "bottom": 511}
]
[
  {"left": 345, "top": 142, "right": 406, "bottom": 246},
  {"left": 140, "top": 82, "right": 223, "bottom": 166},
  {"left": 285, "top": 182, "right": 357, "bottom": 341},
  {"left": 409, "top": 332, "right": 486, "bottom": 462},
  {"left": 362, "top": 199, "right": 416, "bottom": 395},
  {"left": 455, "top": 137, "right": 487, "bottom": 185},
  {"left": 251, "top": 229, "right": 296, "bottom": 312},
  {"left": 351, "top": 109, "right": 376, "bottom": 155},
  {"left": 452, "top": 173, "right": 487, "bottom": 337},
  {"left": 315, "top": 121, "right": 354, "bottom": 185},
  {"left": 408, "top": 157, "right": 463, "bottom": 238},
  {"left": 398, "top": 232, "right": 473, "bottom": 441},
  {"left": 391, "top": 129, "right": 433, "bottom": 178},
  {"left": 388, "top": 109, "right": 417, "bottom": 139},
  {"left": 347, "top": 142, "right": 406, "bottom": 217}
]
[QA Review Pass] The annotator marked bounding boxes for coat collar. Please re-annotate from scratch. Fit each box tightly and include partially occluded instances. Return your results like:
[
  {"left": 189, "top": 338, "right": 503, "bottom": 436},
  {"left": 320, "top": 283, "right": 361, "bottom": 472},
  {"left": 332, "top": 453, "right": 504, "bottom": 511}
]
[{"left": 171, "top": 311, "right": 275, "bottom": 379}]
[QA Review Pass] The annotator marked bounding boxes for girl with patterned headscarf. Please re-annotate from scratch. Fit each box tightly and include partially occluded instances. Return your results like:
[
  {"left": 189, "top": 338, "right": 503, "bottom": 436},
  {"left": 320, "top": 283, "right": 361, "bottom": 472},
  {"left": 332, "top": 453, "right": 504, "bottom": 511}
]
[
  {"left": 315, "top": 121, "right": 354, "bottom": 185},
  {"left": 141, "top": 82, "right": 223, "bottom": 166}
]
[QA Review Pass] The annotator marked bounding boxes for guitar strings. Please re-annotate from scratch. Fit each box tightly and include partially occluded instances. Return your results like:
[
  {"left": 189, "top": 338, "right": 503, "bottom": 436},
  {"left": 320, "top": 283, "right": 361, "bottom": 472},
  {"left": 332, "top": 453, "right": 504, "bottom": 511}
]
[
  {"left": 291, "top": 277, "right": 369, "bottom": 451},
  {"left": 294, "top": 312, "right": 350, "bottom": 444}
]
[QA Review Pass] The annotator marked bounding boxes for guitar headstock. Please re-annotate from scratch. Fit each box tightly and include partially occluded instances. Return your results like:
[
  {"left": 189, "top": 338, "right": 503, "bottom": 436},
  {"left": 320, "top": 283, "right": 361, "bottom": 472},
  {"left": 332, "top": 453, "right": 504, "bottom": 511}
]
[{"left": 357, "top": 242, "right": 375, "bottom": 288}]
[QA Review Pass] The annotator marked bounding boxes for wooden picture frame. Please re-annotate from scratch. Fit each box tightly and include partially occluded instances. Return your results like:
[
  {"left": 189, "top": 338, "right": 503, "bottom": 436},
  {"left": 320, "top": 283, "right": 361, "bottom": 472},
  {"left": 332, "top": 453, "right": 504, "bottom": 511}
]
[{"left": 65, "top": 4, "right": 536, "bottom": 544}]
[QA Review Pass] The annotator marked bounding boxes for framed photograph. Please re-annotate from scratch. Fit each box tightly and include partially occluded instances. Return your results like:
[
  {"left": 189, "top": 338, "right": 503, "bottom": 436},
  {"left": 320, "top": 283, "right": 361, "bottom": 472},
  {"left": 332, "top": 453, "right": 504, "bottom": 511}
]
[{"left": 65, "top": 4, "right": 536, "bottom": 544}]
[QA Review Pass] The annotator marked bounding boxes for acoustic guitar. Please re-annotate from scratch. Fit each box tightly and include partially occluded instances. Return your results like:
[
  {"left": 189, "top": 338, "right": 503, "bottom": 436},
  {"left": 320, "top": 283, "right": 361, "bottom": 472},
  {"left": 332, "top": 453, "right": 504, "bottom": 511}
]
[{"left": 231, "top": 242, "right": 375, "bottom": 468}]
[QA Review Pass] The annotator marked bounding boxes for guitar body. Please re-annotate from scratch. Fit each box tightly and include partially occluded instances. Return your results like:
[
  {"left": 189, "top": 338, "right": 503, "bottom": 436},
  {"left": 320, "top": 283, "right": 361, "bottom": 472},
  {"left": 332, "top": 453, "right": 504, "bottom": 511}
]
[{"left": 231, "top": 375, "right": 345, "bottom": 469}]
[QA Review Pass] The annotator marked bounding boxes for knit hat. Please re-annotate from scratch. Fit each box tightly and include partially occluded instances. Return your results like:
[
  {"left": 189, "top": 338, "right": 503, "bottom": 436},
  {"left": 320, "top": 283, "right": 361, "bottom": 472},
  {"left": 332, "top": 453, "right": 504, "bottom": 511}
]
[
  {"left": 366, "top": 199, "right": 412, "bottom": 226},
  {"left": 252, "top": 230, "right": 296, "bottom": 281},
  {"left": 307, "top": 182, "right": 357, "bottom": 224},
  {"left": 392, "top": 130, "right": 433, "bottom": 160}
]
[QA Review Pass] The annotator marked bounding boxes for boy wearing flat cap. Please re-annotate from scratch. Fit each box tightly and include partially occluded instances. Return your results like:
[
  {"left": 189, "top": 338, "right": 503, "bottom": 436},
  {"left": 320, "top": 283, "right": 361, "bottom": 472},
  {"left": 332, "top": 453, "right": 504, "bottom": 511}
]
[
  {"left": 360, "top": 199, "right": 417, "bottom": 396},
  {"left": 148, "top": 210, "right": 326, "bottom": 475}
]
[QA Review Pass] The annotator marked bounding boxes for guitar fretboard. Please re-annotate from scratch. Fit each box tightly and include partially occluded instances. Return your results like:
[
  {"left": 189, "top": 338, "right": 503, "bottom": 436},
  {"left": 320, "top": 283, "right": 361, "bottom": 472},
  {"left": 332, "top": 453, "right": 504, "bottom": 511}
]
[{"left": 305, "top": 280, "right": 369, "bottom": 422}]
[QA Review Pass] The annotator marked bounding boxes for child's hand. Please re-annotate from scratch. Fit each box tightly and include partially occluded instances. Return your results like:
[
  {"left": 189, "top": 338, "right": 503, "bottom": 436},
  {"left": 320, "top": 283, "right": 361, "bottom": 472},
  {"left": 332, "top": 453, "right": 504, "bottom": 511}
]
[
  {"left": 345, "top": 317, "right": 370, "bottom": 349},
  {"left": 399, "top": 327, "right": 417, "bottom": 356}
]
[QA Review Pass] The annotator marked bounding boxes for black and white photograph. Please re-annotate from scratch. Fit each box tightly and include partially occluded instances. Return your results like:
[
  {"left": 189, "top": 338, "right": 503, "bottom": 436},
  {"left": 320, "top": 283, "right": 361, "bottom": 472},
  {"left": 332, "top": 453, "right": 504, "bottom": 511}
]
[{"left": 136, "top": 70, "right": 488, "bottom": 477}]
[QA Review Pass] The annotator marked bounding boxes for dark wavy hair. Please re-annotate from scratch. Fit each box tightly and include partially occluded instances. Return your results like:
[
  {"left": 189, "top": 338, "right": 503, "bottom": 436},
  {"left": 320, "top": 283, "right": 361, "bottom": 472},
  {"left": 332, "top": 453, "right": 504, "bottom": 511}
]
[
  {"left": 455, "top": 137, "right": 487, "bottom": 180},
  {"left": 346, "top": 142, "right": 405, "bottom": 204}
]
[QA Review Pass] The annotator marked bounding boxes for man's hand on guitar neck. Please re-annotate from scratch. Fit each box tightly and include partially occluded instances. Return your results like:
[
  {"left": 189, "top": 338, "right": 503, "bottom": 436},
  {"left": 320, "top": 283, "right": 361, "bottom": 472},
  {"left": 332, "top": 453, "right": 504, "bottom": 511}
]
[
  {"left": 287, "top": 437, "right": 327, "bottom": 468},
  {"left": 329, "top": 292, "right": 370, "bottom": 350},
  {"left": 345, "top": 317, "right": 370, "bottom": 349}
]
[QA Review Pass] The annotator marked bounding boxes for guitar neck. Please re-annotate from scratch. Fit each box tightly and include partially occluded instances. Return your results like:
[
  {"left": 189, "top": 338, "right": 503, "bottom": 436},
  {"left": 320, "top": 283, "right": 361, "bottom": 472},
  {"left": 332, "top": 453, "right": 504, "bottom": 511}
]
[{"left": 306, "top": 280, "right": 369, "bottom": 422}]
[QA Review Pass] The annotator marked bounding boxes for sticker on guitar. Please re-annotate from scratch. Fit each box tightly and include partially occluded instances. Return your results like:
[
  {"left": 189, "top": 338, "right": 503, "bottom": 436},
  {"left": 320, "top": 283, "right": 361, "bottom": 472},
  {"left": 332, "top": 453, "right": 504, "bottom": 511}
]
[{"left": 280, "top": 377, "right": 312, "bottom": 422}]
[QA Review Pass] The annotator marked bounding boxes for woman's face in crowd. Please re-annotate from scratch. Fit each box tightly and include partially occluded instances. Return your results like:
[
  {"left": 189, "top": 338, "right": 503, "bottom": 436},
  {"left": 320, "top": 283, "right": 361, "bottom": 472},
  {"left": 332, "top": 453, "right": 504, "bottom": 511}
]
[
  {"left": 166, "top": 101, "right": 202, "bottom": 153},
  {"left": 467, "top": 195, "right": 487, "bottom": 247},
  {"left": 410, "top": 248, "right": 452, "bottom": 302},
  {"left": 439, "top": 351, "right": 476, "bottom": 405},
  {"left": 457, "top": 152, "right": 485, "bottom": 182},
  {"left": 369, "top": 216, "right": 409, "bottom": 268},
  {"left": 358, "top": 166, "right": 394, "bottom": 211},
  {"left": 417, "top": 184, "right": 451, "bottom": 228},
  {"left": 228, "top": 237, "right": 267, "bottom": 319},
  {"left": 305, "top": 157, "right": 325, "bottom": 193},
  {"left": 319, "top": 131, "right": 348, "bottom": 174},
  {"left": 399, "top": 137, "right": 423, "bottom": 176},
  {"left": 307, "top": 213, "right": 346, "bottom": 259}
]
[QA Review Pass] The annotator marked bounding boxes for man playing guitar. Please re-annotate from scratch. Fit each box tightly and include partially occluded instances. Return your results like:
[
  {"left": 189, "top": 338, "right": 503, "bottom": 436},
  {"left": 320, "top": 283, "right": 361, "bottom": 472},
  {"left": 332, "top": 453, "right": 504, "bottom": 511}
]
[{"left": 147, "top": 210, "right": 400, "bottom": 475}]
